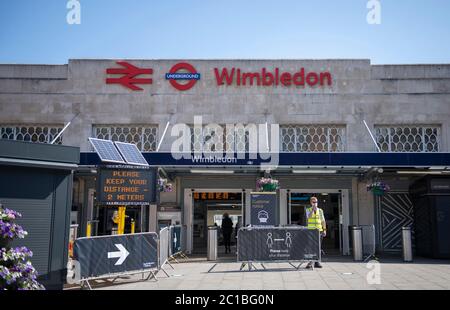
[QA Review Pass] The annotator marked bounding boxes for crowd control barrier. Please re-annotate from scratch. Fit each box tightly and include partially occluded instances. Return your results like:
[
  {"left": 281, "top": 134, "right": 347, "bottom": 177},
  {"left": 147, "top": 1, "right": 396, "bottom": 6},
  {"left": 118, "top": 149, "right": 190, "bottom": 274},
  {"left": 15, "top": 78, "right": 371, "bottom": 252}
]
[
  {"left": 157, "top": 227, "right": 174, "bottom": 277},
  {"left": 70, "top": 224, "right": 189, "bottom": 289},
  {"left": 72, "top": 232, "right": 159, "bottom": 289},
  {"left": 235, "top": 226, "right": 321, "bottom": 271},
  {"left": 168, "top": 225, "right": 188, "bottom": 263}
]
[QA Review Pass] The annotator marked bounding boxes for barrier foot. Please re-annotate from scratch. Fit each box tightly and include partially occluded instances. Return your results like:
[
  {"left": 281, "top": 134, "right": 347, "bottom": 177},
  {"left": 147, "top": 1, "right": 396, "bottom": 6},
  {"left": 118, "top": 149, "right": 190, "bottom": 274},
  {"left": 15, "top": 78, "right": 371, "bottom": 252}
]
[
  {"left": 80, "top": 279, "right": 93, "bottom": 290},
  {"left": 166, "top": 261, "right": 175, "bottom": 270},
  {"left": 111, "top": 276, "right": 120, "bottom": 283},
  {"left": 158, "top": 266, "right": 170, "bottom": 278},
  {"left": 288, "top": 262, "right": 297, "bottom": 269},
  {"left": 239, "top": 263, "right": 246, "bottom": 271},
  {"left": 260, "top": 263, "right": 266, "bottom": 270},
  {"left": 146, "top": 270, "right": 158, "bottom": 282},
  {"left": 207, "top": 263, "right": 217, "bottom": 273}
]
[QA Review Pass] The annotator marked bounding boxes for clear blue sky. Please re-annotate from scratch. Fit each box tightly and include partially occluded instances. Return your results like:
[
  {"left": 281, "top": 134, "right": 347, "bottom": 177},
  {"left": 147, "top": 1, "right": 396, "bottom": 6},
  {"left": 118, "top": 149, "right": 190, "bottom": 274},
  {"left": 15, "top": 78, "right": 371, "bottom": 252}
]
[{"left": 0, "top": 0, "right": 449, "bottom": 64}]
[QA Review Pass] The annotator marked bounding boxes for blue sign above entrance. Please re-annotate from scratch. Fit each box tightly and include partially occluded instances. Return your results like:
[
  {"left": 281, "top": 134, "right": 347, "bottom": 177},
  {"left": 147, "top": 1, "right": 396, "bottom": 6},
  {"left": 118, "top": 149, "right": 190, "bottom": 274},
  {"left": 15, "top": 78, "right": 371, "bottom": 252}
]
[{"left": 79, "top": 152, "right": 450, "bottom": 167}]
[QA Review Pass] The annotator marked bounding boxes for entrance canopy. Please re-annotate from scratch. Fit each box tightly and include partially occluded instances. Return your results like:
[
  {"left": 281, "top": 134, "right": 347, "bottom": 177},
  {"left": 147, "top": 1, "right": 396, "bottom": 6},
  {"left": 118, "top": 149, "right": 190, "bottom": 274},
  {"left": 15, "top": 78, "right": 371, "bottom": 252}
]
[{"left": 80, "top": 152, "right": 450, "bottom": 174}]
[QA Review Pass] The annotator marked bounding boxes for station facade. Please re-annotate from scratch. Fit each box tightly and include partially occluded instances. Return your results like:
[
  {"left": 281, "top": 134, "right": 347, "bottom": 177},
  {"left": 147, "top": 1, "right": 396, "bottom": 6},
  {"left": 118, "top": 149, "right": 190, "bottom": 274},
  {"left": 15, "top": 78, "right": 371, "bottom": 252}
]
[{"left": 1, "top": 59, "right": 450, "bottom": 256}]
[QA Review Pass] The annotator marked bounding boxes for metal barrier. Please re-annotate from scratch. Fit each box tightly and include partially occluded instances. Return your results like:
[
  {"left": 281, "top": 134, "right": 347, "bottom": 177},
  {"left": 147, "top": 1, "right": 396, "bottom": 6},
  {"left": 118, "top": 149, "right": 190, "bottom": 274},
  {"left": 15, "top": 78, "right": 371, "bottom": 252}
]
[
  {"left": 207, "top": 226, "right": 218, "bottom": 261},
  {"left": 70, "top": 225, "right": 190, "bottom": 289},
  {"left": 157, "top": 227, "right": 174, "bottom": 277},
  {"left": 72, "top": 232, "right": 159, "bottom": 289},
  {"left": 168, "top": 225, "right": 188, "bottom": 263},
  {"left": 351, "top": 226, "right": 363, "bottom": 261},
  {"left": 402, "top": 226, "right": 413, "bottom": 262},
  {"left": 229, "top": 226, "right": 321, "bottom": 272},
  {"left": 361, "top": 225, "right": 377, "bottom": 262}
]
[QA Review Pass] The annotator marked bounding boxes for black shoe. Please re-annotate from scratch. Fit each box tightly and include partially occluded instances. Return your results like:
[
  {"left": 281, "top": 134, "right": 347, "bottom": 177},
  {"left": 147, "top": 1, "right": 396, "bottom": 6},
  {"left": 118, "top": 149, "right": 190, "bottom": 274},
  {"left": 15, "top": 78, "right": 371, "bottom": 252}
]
[
  {"left": 314, "top": 262, "right": 323, "bottom": 268},
  {"left": 305, "top": 262, "right": 313, "bottom": 269}
]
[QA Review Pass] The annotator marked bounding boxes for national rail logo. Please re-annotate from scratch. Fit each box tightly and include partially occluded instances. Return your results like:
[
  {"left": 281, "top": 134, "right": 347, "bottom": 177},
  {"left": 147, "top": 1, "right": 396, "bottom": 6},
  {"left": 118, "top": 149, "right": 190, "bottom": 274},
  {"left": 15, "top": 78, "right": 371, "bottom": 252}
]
[{"left": 165, "top": 62, "right": 201, "bottom": 91}]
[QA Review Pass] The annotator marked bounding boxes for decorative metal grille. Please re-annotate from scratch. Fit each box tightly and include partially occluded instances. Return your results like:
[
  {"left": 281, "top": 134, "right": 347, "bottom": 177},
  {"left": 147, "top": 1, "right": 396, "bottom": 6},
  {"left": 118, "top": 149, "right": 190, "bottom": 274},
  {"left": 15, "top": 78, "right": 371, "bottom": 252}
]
[
  {"left": 189, "top": 125, "right": 250, "bottom": 152},
  {"left": 92, "top": 125, "right": 158, "bottom": 151},
  {"left": 375, "top": 125, "right": 440, "bottom": 152},
  {"left": 280, "top": 125, "right": 346, "bottom": 152},
  {"left": 0, "top": 125, "right": 63, "bottom": 144}
]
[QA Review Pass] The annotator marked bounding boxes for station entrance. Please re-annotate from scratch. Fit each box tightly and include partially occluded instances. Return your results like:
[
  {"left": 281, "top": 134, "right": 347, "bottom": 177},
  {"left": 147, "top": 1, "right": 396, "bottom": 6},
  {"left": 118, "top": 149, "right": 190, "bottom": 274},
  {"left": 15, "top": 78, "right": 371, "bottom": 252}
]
[
  {"left": 288, "top": 190, "right": 348, "bottom": 255},
  {"left": 192, "top": 191, "right": 244, "bottom": 255}
]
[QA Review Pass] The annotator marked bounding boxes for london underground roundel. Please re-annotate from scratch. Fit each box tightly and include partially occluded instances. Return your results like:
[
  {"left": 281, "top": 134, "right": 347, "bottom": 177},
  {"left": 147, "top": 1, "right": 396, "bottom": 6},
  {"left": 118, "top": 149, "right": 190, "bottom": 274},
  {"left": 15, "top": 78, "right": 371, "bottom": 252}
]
[{"left": 165, "top": 62, "right": 201, "bottom": 91}]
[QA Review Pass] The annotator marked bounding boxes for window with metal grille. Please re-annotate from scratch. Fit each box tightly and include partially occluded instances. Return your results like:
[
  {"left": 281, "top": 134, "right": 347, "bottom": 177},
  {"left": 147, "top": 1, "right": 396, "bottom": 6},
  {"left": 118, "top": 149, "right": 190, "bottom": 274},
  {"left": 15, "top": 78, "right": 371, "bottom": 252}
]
[
  {"left": 189, "top": 124, "right": 252, "bottom": 152},
  {"left": 92, "top": 125, "right": 158, "bottom": 152},
  {"left": 280, "top": 125, "right": 346, "bottom": 152},
  {"left": 375, "top": 125, "right": 440, "bottom": 152},
  {"left": 0, "top": 125, "right": 63, "bottom": 144}
]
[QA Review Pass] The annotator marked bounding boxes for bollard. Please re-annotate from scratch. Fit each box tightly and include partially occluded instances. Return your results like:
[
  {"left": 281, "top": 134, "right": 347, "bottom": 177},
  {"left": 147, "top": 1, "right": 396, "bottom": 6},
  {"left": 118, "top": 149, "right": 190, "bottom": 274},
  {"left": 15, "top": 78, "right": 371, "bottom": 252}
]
[
  {"left": 207, "top": 226, "right": 218, "bottom": 261},
  {"left": 351, "top": 226, "right": 363, "bottom": 261},
  {"left": 131, "top": 219, "right": 136, "bottom": 234},
  {"left": 402, "top": 226, "right": 413, "bottom": 262},
  {"left": 86, "top": 222, "right": 92, "bottom": 237}
]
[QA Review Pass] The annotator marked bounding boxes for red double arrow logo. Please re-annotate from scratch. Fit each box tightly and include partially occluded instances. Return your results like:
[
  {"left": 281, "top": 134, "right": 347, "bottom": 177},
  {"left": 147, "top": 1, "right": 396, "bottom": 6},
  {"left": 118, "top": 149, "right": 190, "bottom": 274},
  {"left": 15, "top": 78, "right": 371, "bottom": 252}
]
[{"left": 106, "top": 61, "right": 153, "bottom": 91}]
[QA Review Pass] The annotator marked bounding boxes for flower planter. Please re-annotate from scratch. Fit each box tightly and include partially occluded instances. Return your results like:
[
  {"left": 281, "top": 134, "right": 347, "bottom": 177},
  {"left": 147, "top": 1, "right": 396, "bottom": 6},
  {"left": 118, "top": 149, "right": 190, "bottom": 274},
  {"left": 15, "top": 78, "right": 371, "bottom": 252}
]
[
  {"left": 262, "top": 183, "right": 277, "bottom": 192},
  {"left": 372, "top": 188, "right": 385, "bottom": 196}
]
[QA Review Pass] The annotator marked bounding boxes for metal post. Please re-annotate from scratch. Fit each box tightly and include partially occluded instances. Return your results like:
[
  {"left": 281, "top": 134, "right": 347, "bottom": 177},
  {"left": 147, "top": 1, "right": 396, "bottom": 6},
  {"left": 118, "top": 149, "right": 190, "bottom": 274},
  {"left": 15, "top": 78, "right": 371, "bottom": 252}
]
[
  {"left": 351, "top": 226, "right": 363, "bottom": 261},
  {"left": 86, "top": 222, "right": 92, "bottom": 237},
  {"left": 207, "top": 226, "right": 218, "bottom": 261},
  {"left": 402, "top": 226, "right": 413, "bottom": 262},
  {"left": 131, "top": 219, "right": 136, "bottom": 234},
  {"left": 363, "top": 120, "right": 382, "bottom": 152},
  {"left": 117, "top": 206, "right": 126, "bottom": 235}
]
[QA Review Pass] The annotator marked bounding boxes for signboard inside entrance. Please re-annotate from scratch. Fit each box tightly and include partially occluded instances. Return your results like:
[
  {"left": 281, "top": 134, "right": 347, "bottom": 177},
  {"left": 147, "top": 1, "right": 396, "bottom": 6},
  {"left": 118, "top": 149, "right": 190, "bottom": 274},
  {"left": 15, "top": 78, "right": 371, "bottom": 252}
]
[
  {"left": 97, "top": 166, "right": 156, "bottom": 205},
  {"left": 250, "top": 192, "right": 278, "bottom": 226}
]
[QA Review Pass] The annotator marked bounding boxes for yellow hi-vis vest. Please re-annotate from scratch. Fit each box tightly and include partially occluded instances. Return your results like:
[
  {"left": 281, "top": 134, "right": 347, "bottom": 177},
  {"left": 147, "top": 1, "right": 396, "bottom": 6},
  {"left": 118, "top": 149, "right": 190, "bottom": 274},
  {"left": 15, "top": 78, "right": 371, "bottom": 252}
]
[{"left": 306, "top": 207, "right": 324, "bottom": 232}]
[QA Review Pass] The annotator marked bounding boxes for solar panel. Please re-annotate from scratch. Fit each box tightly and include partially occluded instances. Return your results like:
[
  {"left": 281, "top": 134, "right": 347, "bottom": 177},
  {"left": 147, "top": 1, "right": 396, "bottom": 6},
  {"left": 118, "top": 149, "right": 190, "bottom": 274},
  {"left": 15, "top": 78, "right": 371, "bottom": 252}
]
[
  {"left": 114, "top": 141, "right": 149, "bottom": 166},
  {"left": 88, "top": 138, "right": 126, "bottom": 164}
]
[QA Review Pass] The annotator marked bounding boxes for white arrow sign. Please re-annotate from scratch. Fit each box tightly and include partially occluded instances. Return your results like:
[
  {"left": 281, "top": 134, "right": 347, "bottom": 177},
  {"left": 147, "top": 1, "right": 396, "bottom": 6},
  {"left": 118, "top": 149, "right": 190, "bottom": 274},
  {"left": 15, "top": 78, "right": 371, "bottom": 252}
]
[{"left": 107, "top": 244, "right": 130, "bottom": 266}]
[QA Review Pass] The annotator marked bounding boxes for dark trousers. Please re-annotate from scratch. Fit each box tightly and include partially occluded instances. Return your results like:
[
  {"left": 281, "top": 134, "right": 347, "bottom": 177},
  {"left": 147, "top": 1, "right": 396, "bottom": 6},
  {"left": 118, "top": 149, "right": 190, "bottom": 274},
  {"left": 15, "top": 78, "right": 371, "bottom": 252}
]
[
  {"left": 319, "top": 234, "right": 324, "bottom": 261},
  {"left": 223, "top": 233, "right": 231, "bottom": 249}
]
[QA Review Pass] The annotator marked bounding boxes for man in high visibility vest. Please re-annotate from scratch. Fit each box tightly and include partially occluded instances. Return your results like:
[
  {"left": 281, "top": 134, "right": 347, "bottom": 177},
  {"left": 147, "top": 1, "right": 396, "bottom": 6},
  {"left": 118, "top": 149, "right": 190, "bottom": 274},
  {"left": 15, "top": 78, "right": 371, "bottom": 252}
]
[{"left": 305, "top": 196, "right": 326, "bottom": 268}]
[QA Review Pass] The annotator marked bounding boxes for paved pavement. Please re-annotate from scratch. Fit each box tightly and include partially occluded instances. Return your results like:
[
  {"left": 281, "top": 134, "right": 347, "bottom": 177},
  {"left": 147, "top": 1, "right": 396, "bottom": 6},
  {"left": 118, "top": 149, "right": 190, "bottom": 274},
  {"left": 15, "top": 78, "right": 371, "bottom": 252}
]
[{"left": 66, "top": 255, "right": 450, "bottom": 290}]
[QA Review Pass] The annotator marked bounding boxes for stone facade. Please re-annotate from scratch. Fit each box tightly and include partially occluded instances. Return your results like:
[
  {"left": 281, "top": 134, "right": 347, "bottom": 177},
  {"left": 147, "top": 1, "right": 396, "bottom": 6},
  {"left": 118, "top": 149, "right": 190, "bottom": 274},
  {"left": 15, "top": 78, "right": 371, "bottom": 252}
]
[
  {"left": 1, "top": 59, "right": 449, "bottom": 152},
  {"left": 1, "top": 59, "right": 449, "bottom": 254}
]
